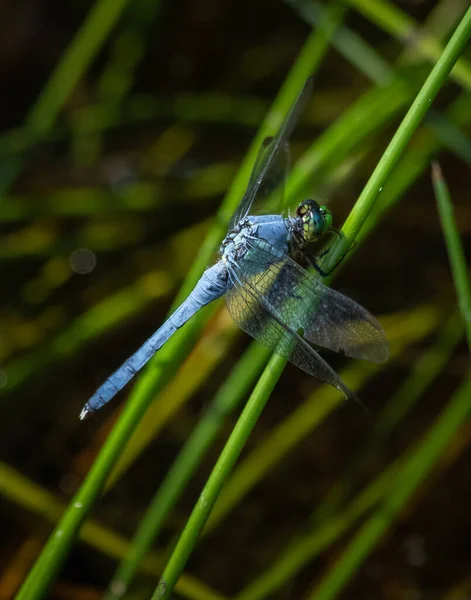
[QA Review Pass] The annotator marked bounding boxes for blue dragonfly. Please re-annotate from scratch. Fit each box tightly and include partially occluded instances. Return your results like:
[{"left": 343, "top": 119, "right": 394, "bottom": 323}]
[{"left": 80, "top": 80, "right": 388, "bottom": 419}]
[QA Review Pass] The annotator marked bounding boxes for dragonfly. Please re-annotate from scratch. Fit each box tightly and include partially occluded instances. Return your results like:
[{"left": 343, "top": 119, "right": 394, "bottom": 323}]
[{"left": 80, "top": 79, "right": 388, "bottom": 420}]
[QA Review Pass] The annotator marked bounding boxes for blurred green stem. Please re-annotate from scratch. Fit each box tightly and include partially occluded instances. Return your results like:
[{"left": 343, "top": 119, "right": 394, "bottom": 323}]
[
  {"left": 311, "top": 309, "right": 464, "bottom": 525},
  {"left": 432, "top": 162, "right": 471, "bottom": 351},
  {"left": 0, "top": 0, "right": 131, "bottom": 195},
  {"left": 233, "top": 309, "right": 462, "bottom": 600},
  {"left": 345, "top": 0, "right": 471, "bottom": 90},
  {"left": 0, "top": 464, "right": 225, "bottom": 600},
  {"left": 307, "top": 375, "right": 471, "bottom": 600}
]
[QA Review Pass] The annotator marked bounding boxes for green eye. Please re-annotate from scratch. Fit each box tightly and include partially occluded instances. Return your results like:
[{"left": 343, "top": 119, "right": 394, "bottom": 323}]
[{"left": 296, "top": 200, "right": 332, "bottom": 241}]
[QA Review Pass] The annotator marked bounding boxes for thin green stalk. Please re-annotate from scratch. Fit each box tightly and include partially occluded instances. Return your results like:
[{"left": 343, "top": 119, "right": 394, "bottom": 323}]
[
  {"left": 234, "top": 345, "right": 467, "bottom": 600},
  {"left": 288, "top": 0, "right": 394, "bottom": 85},
  {"left": 364, "top": 91, "right": 471, "bottom": 238},
  {"left": 325, "top": 3, "right": 471, "bottom": 270},
  {"left": 345, "top": 0, "right": 471, "bottom": 90},
  {"left": 14, "top": 25, "right": 336, "bottom": 600},
  {"left": 237, "top": 89, "right": 471, "bottom": 597},
  {"left": 104, "top": 343, "right": 271, "bottom": 600},
  {"left": 310, "top": 310, "right": 464, "bottom": 526},
  {"left": 72, "top": 0, "right": 162, "bottom": 166},
  {"left": 307, "top": 375, "right": 471, "bottom": 600},
  {"left": 97, "top": 0, "right": 162, "bottom": 102},
  {"left": 153, "top": 354, "right": 287, "bottom": 600},
  {"left": 14, "top": 405, "right": 149, "bottom": 600},
  {"left": 432, "top": 162, "right": 471, "bottom": 350},
  {"left": 0, "top": 464, "right": 225, "bottom": 600},
  {"left": 13, "top": 377, "right": 228, "bottom": 600}
]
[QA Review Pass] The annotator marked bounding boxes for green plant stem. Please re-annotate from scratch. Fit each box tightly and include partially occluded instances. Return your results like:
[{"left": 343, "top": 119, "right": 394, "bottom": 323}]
[
  {"left": 432, "top": 162, "right": 471, "bottom": 350},
  {"left": 345, "top": 0, "right": 471, "bottom": 90},
  {"left": 154, "top": 308, "right": 435, "bottom": 597},
  {"left": 14, "top": 391, "right": 180, "bottom": 600},
  {"left": 235, "top": 335, "right": 467, "bottom": 600},
  {"left": 310, "top": 309, "right": 464, "bottom": 525},
  {"left": 153, "top": 11, "right": 471, "bottom": 596},
  {"left": 233, "top": 310, "right": 462, "bottom": 600},
  {"left": 288, "top": 0, "right": 394, "bottom": 85},
  {"left": 0, "top": 464, "right": 225, "bottom": 600},
  {"left": 326, "top": 3, "right": 471, "bottom": 270},
  {"left": 307, "top": 375, "right": 471, "bottom": 600},
  {"left": 152, "top": 354, "right": 287, "bottom": 600}
]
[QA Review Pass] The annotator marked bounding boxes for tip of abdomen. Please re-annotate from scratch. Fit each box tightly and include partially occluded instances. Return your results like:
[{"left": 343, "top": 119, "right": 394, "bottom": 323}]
[{"left": 79, "top": 405, "right": 93, "bottom": 420}]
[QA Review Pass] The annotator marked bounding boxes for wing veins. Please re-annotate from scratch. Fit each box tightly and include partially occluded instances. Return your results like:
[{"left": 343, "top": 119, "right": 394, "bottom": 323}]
[
  {"left": 241, "top": 238, "right": 389, "bottom": 363},
  {"left": 226, "top": 263, "right": 360, "bottom": 404}
]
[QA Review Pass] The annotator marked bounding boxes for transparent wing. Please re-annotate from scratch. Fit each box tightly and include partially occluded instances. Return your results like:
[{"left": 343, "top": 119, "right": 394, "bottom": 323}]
[
  {"left": 226, "top": 267, "right": 360, "bottom": 403},
  {"left": 234, "top": 238, "right": 389, "bottom": 363},
  {"left": 244, "top": 137, "right": 289, "bottom": 219},
  {"left": 228, "top": 78, "right": 313, "bottom": 231}
]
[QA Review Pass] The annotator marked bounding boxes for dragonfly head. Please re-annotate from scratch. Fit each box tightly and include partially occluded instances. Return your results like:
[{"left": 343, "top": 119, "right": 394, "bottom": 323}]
[{"left": 296, "top": 200, "right": 332, "bottom": 242}]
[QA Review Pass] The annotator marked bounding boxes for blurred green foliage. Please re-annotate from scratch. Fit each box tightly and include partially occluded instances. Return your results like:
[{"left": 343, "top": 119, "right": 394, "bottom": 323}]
[{"left": 1, "top": 1, "right": 471, "bottom": 600}]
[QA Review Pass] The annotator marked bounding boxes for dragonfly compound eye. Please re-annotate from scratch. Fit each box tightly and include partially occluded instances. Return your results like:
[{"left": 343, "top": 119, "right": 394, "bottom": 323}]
[{"left": 296, "top": 200, "right": 332, "bottom": 241}]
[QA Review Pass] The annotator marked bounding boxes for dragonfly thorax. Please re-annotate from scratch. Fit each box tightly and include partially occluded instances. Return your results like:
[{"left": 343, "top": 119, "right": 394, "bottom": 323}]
[
  {"left": 220, "top": 214, "right": 290, "bottom": 265},
  {"left": 220, "top": 226, "right": 253, "bottom": 264}
]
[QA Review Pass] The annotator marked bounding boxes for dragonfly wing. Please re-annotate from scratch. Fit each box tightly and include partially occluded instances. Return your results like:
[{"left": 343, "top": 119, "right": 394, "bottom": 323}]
[
  {"left": 226, "top": 264, "right": 361, "bottom": 404},
  {"left": 228, "top": 78, "right": 313, "bottom": 231},
  {"left": 248, "top": 136, "right": 289, "bottom": 217},
  {"left": 238, "top": 238, "right": 389, "bottom": 363}
]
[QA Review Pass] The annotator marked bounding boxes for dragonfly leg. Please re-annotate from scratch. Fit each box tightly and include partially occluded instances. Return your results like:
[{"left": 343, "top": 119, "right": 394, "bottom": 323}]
[{"left": 309, "top": 234, "right": 356, "bottom": 278}]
